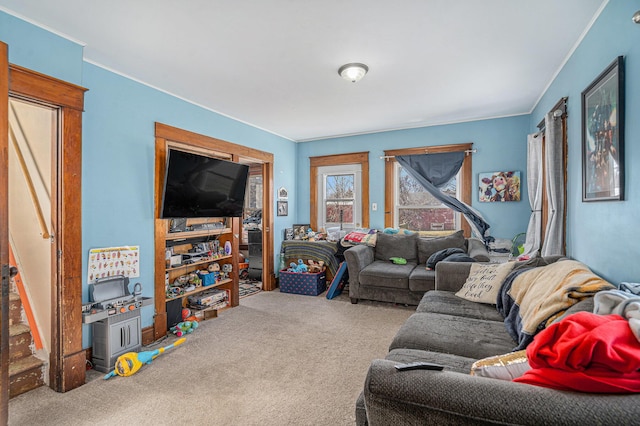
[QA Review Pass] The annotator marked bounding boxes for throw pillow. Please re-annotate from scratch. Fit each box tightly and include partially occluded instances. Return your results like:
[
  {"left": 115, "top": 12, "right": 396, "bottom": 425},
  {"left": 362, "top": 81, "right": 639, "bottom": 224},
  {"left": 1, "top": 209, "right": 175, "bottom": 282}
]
[
  {"left": 342, "top": 230, "right": 377, "bottom": 247},
  {"left": 426, "top": 248, "right": 465, "bottom": 270},
  {"left": 470, "top": 350, "right": 530, "bottom": 380},
  {"left": 455, "top": 262, "right": 516, "bottom": 304},
  {"left": 417, "top": 230, "right": 467, "bottom": 264},
  {"left": 374, "top": 232, "right": 418, "bottom": 262}
]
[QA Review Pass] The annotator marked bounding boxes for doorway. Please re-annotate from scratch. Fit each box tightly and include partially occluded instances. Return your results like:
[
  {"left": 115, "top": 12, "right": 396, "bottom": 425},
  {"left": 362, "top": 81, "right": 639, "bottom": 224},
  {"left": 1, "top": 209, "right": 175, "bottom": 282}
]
[
  {"left": 2, "top": 57, "right": 87, "bottom": 406},
  {"left": 239, "top": 160, "right": 264, "bottom": 298}
]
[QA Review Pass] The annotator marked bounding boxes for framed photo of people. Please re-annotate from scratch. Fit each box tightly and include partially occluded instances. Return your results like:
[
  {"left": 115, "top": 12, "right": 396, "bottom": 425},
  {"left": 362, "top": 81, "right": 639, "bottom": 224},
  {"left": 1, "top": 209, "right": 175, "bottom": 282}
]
[{"left": 581, "top": 56, "right": 624, "bottom": 202}]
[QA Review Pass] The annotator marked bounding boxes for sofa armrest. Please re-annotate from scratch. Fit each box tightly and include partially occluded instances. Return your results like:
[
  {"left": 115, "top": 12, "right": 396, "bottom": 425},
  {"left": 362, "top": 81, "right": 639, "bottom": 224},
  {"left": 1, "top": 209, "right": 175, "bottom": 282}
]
[
  {"left": 467, "top": 238, "right": 490, "bottom": 262},
  {"left": 364, "top": 359, "right": 640, "bottom": 426},
  {"left": 434, "top": 261, "right": 473, "bottom": 292},
  {"left": 344, "top": 245, "right": 375, "bottom": 297}
]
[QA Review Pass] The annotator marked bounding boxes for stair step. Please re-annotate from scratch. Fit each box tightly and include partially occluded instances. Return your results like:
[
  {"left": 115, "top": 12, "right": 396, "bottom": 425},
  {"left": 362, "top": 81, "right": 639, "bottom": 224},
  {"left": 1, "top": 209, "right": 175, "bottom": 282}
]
[
  {"left": 8, "top": 355, "right": 45, "bottom": 398},
  {"left": 9, "top": 292, "right": 22, "bottom": 326},
  {"left": 9, "top": 323, "right": 33, "bottom": 362}
]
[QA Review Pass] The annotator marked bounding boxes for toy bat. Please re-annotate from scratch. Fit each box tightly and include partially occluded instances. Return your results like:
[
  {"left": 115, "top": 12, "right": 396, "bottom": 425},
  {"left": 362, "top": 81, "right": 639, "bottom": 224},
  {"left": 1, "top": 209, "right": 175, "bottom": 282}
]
[{"left": 104, "top": 337, "right": 186, "bottom": 380}]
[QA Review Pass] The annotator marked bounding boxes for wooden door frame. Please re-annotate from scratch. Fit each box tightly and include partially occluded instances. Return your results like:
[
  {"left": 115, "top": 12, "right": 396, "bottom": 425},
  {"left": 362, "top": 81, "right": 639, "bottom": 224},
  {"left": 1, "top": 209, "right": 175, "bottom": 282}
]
[
  {"left": 8, "top": 64, "right": 87, "bottom": 392},
  {"left": 1, "top": 40, "right": 10, "bottom": 423},
  {"left": 153, "top": 123, "right": 275, "bottom": 340}
]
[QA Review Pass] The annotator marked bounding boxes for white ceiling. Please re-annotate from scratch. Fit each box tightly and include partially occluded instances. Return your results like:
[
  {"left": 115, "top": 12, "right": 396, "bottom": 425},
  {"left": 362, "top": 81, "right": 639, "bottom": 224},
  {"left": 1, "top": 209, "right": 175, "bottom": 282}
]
[{"left": 1, "top": 0, "right": 607, "bottom": 142}]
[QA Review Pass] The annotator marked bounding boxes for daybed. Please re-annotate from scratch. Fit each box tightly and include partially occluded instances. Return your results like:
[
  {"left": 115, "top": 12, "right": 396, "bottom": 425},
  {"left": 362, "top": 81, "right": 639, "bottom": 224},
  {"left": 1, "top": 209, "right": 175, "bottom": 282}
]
[
  {"left": 344, "top": 230, "right": 489, "bottom": 306},
  {"left": 356, "top": 257, "right": 640, "bottom": 425}
]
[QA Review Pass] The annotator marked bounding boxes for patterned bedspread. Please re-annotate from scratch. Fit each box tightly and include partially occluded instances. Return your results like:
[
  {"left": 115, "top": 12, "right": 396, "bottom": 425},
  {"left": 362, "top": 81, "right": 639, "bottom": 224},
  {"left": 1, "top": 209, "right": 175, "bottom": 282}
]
[{"left": 281, "top": 241, "right": 340, "bottom": 277}]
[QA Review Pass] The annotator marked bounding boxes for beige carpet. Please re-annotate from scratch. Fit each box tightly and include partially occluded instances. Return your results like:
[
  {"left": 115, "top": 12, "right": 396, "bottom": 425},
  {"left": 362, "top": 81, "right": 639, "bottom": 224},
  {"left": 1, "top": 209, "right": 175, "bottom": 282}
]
[{"left": 9, "top": 290, "right": 413, "bottom": 425}]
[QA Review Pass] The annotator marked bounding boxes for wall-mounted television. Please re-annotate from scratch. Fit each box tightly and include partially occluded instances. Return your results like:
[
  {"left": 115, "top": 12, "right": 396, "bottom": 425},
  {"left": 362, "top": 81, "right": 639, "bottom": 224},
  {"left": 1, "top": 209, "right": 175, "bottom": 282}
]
[{"left": 160, "top": 148, "right": 249, "bottom": 219}]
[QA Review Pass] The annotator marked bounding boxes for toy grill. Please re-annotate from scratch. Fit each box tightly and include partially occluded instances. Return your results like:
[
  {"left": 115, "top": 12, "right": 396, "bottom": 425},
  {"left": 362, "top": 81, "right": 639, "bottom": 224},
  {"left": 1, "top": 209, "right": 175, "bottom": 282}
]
[{"left": 82, "top": 275, "right": 152, "bottom": 372}]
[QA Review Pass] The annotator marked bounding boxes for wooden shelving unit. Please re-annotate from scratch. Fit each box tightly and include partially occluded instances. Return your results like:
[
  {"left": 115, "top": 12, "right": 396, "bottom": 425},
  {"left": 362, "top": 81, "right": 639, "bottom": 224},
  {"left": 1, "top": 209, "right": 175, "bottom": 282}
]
[{"left": 154, "top": 217, "right": 240, "bottom": 338}]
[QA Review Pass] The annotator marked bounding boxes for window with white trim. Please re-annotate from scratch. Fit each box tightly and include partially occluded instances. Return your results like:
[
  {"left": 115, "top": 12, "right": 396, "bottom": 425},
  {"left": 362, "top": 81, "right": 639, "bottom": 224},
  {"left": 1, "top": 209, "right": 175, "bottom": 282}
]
[{"left": 317, "top": 164, "right": 362, "bottom": 230}]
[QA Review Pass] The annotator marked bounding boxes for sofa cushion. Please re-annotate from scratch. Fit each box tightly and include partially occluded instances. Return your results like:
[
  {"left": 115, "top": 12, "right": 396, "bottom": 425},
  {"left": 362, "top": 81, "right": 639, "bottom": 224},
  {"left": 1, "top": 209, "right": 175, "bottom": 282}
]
[
  {"left": 418, "top": 230, "right": 467, "bottom": 264},
  {"left": 416, "top": 291, "right": 504, "bottom": 322},
  {"left": 360, "top": 261, "right": 416, "bottom": 289},
  {"left": 375, "top": 232, "right": 418, "bottom": 262},
  {"left": 455, "top": 262, "right": 516, "bottom": 304},
  {"left": 389, "top": 312, "right": 516, "bottom": 359},
  {"left": 426, "top": 248, "right": 465, "bottom": 269},
  {"left": 386, "top": 348, "right": 477, "bottom": 374},
  {"left": 408, "top": 268, "right": 436, "bottom": 293}
]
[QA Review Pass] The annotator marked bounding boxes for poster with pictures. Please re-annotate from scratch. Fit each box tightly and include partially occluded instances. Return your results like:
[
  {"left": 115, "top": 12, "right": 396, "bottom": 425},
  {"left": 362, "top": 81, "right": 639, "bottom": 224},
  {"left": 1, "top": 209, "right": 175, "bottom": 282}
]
[
  {"left": 88, "top": 246, "right": 140, "bottom": 282},
  {"left": 479, "top": 171, "right": 521, "bottom": 202}
]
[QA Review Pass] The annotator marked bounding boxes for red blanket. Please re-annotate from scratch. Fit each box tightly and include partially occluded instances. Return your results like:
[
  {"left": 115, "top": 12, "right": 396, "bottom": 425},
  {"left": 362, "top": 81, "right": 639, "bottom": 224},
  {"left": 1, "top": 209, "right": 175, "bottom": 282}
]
[{"left": 514, "top": 312, "right": 640, "bottom": 393}]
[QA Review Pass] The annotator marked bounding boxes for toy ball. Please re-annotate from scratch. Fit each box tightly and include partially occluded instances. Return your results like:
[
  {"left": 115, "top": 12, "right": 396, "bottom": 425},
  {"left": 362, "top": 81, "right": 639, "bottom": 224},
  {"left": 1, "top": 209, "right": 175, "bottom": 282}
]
[
  {"left": 181, "top": 308, "right": 191, "bottom": 320},
  {"left": 208, "top": 262, "right": 220, "bottom": 272}
]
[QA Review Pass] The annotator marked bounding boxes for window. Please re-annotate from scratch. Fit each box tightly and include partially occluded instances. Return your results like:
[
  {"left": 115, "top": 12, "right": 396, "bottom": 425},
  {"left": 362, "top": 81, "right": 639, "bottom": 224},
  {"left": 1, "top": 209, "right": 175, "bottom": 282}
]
[
  {"left": 309, "top": 152, "right": 369, "bottom": 231},
  {"left": 384, "top": 143, "right": 473, "bottom": 236},
  {"left": 395, "top": 162, "right": 460, "bottom": 231},
  {"left": 320, "top": 167, "right": 359, "bottom": 229}
]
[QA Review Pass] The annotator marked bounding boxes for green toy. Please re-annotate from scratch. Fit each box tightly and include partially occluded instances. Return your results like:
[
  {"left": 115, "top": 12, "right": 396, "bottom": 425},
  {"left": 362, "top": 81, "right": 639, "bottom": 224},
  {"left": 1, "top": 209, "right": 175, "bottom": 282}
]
[{"left": 390, "top": 257, "right": 407, "bottom": 265}]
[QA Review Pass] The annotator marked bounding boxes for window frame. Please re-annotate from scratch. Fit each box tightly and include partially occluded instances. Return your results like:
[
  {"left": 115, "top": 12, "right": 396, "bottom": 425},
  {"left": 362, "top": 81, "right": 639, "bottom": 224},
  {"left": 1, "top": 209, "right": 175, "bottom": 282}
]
[
  {"left": 384, "top": 143, "right": 473, "bottom": 237},
  {"left": 310, "top": 152, "right": 369, "bottom": 231}
]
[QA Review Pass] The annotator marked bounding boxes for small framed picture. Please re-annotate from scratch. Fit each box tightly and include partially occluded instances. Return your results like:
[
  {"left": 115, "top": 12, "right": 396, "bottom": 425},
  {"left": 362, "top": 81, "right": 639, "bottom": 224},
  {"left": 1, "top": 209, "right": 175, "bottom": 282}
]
[
  {"left": 278, "top": 187, "right": 288, "bottom": 200},
  {"left": 284, "top": 228, "right": 294, "bottom": 240},
  {"left": 293, "top": 224, "right": 311, "bottom": 239},
  {"left": 277, "top": 200, "right": 288, "bottom": 216}
]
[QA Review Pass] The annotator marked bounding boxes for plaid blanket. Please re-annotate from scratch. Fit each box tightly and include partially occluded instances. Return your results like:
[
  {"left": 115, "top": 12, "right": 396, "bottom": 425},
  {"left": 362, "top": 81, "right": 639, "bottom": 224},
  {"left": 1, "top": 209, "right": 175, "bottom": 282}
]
[{"left": 497, "top": 259, "right": 614, "bottom": 350}]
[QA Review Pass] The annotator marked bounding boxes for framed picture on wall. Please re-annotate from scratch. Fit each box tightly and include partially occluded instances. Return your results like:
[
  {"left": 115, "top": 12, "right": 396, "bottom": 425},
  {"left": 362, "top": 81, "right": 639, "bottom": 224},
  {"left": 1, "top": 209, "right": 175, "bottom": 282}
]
[
  {"left": 277, "top": 200, "right": 288, "bottom": 216},
  {"left": 582, "top": 56, "right": 625, "bottom": 202},
  {"left": 278, "top": 187, "right": 288, "bottom": 200},
  {"left": 478, "top": 171, "right": 521, "bottom": 202}
]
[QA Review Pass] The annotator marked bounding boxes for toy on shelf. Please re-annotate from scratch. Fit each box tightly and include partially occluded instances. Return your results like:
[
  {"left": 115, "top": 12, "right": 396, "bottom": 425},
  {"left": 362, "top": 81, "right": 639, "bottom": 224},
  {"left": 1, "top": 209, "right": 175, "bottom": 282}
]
[
  {"left": 104, "top": 337, "right": 186, "bottom": 380},
  {"left": 170, "top": 320, "right": 199, "bottom": 337}
]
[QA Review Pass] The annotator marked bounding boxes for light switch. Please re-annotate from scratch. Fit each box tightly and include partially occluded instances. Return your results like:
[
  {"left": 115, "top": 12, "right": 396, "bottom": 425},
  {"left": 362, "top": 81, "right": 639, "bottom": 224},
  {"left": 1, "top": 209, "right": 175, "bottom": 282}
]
[{"left": 372, "top": 203, "right": 378, "bottom": 211}]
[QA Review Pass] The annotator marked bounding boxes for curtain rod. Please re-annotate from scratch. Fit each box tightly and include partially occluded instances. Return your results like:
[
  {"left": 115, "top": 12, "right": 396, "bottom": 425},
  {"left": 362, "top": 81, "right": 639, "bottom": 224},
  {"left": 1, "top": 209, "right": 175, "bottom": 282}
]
[
  {"left": 537, "top": 96, "right": 568, "bottom": 130},
  {"left": 380, "top": 148, "right": 476, "bottom": 160}
]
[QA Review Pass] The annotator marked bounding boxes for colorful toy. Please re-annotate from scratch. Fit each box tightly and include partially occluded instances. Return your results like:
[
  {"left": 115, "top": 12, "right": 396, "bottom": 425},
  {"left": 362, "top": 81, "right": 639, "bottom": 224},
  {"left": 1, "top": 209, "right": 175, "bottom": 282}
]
[
  {"left": 103, "top": 337, "right": 186, "bottom": 379},
  {"left": 170, "top": 320, "right": 199, "bottom": 337},
  {"left": 296, "top": 259, "right": 308, "bottom": 272},
  {"left": 307, "top": 259, "right": 325, "bottom": 273}
]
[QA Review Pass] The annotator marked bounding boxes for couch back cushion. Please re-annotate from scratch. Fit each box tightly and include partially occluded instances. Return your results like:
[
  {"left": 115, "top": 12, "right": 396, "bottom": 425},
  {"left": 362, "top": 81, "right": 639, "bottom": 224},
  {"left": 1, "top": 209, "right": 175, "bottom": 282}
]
[
  {"left": 418, "top": 230, "right": 467, "bottom": 264},
  {"left": 375, "top": 232, "right": 418, "bottom": 262}
]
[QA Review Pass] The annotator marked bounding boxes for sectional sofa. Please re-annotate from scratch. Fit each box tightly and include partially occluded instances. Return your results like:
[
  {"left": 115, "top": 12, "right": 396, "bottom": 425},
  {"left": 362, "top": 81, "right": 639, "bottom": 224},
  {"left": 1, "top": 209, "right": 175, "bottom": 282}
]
[
  {"left": 356, "top": 257, "right": 640, "bottom": 425},
  {"left": 344, "top": 230, "right": 490, "bottom": 306}
]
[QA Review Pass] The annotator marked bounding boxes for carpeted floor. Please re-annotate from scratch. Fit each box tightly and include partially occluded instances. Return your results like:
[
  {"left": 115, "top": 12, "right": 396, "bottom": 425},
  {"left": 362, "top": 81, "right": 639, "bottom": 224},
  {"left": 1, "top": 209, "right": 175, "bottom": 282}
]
[{"left": 8, "top": 290, "right": 413, "bottom": 425}]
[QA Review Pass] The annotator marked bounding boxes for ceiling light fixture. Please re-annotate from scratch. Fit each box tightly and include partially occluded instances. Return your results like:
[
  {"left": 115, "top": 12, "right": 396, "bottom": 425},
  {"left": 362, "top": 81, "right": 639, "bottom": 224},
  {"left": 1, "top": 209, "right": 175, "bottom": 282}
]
[
  {"left": 633, "top": 10, "right": 640, "bottom": 24},
  {"left": 338, "top": 63, "right": 369, "bottom": 83}
]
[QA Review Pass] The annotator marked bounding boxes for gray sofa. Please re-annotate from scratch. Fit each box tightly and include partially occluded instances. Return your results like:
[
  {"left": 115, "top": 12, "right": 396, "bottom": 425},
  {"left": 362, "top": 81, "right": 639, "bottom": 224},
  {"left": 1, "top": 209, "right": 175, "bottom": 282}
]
[
  {"left": 344, "top": 230, "right": 490, "bottom": 306},
  {"left": 356, "top": 258, "right": 640, "bottom": 425}
]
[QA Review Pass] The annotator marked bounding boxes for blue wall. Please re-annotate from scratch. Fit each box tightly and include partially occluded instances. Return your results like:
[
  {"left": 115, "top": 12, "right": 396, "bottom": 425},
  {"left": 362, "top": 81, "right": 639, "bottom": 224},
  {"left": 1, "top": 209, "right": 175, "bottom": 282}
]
[
  {"left": 297, "top": 115, "right": 532, "bottom": 240},
  {"left": 2, "top": 0, "right": 637, "bottom": 349},
  {"left": 1, "top": 10, "right": 298, "bottom": 347},
  {"left": 531, "top": 0, "right": 639, "bottom": 285}
]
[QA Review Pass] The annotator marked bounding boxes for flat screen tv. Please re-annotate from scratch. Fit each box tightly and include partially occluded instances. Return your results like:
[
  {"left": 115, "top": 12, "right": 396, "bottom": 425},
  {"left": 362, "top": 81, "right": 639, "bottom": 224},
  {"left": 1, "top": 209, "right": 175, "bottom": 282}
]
[{"left": 160, "top": 149, "right": 249, "bottom": 219}]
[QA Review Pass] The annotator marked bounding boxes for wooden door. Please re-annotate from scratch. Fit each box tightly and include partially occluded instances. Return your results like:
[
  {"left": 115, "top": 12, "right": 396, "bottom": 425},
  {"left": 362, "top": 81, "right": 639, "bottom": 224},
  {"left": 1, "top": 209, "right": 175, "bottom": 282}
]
[{"left": 1, "top": 39, "right": 10, "bottom": 425}]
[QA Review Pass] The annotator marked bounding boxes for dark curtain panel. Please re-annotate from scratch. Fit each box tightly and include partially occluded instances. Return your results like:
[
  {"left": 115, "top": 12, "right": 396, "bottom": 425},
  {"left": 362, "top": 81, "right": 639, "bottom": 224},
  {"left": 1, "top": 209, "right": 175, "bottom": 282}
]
[{"left": 396, "top": 153, "right": 490, "bottom": 241}]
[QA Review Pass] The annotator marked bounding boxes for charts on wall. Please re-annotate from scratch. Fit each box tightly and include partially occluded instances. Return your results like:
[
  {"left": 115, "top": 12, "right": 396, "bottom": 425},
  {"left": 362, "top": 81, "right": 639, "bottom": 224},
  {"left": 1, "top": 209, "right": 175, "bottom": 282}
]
[{"left": 88, "top": 246, "right": 140, "bottom": 282}]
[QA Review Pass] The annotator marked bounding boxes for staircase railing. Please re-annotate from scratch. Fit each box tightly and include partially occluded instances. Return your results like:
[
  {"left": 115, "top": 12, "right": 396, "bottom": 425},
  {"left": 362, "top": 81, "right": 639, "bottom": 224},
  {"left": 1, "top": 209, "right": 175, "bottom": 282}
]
[
  {"left": 8, "top": 244, "right": 42, "bottom": 350},
  {"left": 8, "top": 103, "right": 50, "bottom": 240}
]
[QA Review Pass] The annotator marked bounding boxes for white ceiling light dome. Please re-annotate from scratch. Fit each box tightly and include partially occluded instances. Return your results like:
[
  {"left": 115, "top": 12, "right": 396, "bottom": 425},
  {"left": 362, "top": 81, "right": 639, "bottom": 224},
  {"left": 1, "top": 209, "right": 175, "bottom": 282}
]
[{"left": 338, "top": 63, "right": 369, "bottom": 83}]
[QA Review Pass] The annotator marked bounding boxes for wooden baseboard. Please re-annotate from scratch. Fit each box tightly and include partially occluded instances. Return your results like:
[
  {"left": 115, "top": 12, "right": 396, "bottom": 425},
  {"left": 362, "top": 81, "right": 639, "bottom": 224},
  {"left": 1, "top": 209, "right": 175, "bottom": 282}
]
[{"left": 142, "top": 326, "right": 156, "bottom": 345}]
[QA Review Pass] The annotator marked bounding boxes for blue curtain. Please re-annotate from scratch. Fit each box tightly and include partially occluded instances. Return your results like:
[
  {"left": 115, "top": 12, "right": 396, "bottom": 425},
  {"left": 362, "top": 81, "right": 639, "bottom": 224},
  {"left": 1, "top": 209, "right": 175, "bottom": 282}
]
[{"left": 396, "top": 153, "right": 490, "bottom": 241}]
